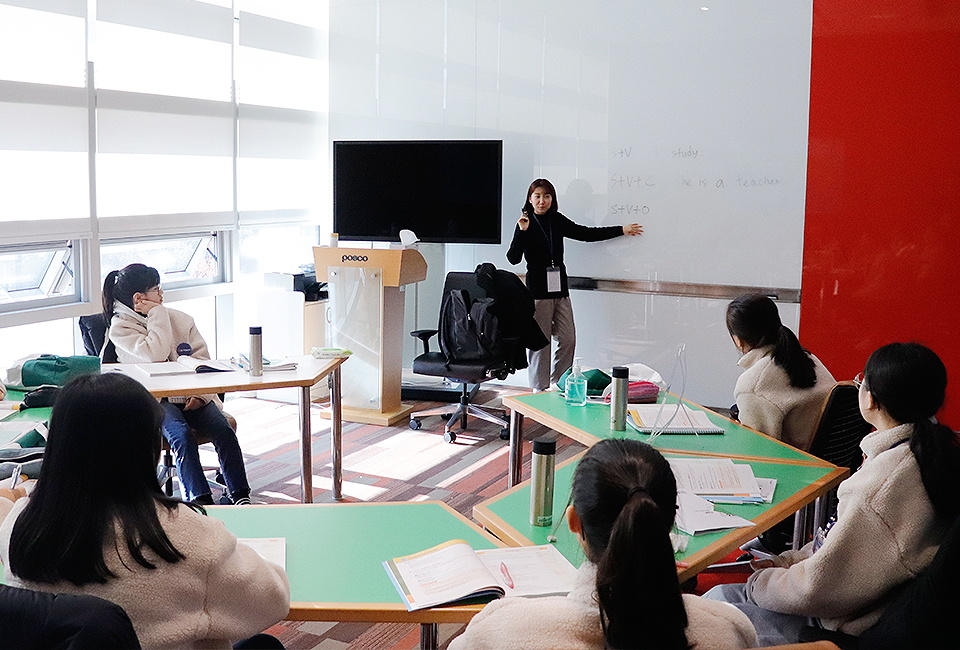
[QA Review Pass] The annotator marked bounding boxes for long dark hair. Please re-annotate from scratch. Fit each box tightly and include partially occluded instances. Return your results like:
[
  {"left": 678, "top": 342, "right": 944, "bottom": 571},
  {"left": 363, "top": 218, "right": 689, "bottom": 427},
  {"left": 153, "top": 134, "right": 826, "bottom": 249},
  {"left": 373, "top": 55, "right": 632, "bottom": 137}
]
[
  {"left": 522, "top": 178, "right": 559, "bottom": 217},
  {"left": 9, "top": 373, "right": 200, "bottom": 586},
  {"left": 572, "top": 439, "right": 689, "bottom": 650},
  {"left": 102, "top": 263, "right": 160, "bottom": 319},
  {"left": 726, "top": 294, "right": 817, "bottom": 388},
  {"left": 863, "top": 342, "right": 960, "bottom": 520}
]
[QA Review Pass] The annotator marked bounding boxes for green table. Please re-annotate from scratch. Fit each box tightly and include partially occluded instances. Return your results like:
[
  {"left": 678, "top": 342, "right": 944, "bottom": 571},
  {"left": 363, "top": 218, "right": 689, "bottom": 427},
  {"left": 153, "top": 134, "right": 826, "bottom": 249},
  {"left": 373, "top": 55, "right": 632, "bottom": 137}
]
[
  {"left": 1, "top": 390, "right": 49, "bottom": 465},
  {"left": 209, "top": 501, "right": 506, "bottom": 649},
  {"left": 2, "top": 502, "right": 495, "bottom": 649},
  {"left": 503, "top": 391, "right": 828, "bottom": 486},
  {"left": 476, "top": 451, "right": 847, "bottom": 583}
]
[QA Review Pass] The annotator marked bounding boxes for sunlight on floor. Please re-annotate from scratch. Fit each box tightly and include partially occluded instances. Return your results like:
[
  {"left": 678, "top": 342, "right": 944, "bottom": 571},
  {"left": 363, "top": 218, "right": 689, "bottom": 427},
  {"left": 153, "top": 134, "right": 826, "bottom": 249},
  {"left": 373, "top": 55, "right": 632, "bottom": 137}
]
[
  {"left": 343, "top": 428, "right": 478, "bottom": 481},
  {"left": 291, "top": 475, "right": 388, "bottom": 501}
]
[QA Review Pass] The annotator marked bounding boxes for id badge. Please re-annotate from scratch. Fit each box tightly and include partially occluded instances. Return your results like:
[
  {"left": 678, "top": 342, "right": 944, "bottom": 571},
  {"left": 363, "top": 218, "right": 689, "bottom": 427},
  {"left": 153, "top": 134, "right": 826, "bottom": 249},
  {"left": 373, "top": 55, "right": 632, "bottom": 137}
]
[{"left": 546, "top": 266, "right": 562, "bottom": 293}]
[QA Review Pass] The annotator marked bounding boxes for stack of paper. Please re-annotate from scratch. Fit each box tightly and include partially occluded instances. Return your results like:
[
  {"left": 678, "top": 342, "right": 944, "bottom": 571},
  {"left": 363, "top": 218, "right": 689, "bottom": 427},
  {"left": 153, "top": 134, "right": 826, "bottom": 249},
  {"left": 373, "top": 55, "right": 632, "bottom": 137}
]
[
  {"left": 627, "top": 404, "right": 724, "bottom": 434},
  {"left": 668, "top": 457, "right": 764, "bottom": 504},
  {"left": 236, "top": 354, "right": 298, "bottom": 372},
  {"left": 675, "top": 492, "right": 755, "bottom": 535}
]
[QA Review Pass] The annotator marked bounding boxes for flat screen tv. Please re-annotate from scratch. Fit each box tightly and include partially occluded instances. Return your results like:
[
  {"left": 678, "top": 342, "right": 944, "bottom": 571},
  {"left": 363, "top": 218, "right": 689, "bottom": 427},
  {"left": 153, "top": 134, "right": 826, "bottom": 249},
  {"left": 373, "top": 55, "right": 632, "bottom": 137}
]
[{"left": 333, "top": 140, "right": 503, "bottom": 244}]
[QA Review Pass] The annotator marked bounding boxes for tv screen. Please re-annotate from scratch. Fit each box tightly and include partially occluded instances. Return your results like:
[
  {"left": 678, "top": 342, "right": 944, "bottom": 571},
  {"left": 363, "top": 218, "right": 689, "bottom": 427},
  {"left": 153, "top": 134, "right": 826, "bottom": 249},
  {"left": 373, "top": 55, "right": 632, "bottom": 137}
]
[{"left": 333, "top": 140, "right": 503, "bottom": 244}]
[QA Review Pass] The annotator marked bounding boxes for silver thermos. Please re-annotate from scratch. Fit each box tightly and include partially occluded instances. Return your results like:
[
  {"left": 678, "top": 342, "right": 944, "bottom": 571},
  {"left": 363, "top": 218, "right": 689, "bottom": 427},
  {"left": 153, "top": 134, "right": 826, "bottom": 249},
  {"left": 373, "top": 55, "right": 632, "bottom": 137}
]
[
  {"left": 611, "top": 366, "right": 628, "bottom": 431},
  {"left": 249, "top": 326, "right": 263, "bottom": 377},
  {"left": 530, "top": 437, "right": 556, "bottom": 526}
]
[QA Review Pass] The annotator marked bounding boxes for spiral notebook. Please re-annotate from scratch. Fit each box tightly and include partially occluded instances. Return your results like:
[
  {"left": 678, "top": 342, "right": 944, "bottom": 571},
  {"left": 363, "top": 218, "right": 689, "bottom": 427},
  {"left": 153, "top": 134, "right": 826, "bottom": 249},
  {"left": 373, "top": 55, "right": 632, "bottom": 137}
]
[{"left": 627, "top": 404, "right": 724, "bottom": 435}]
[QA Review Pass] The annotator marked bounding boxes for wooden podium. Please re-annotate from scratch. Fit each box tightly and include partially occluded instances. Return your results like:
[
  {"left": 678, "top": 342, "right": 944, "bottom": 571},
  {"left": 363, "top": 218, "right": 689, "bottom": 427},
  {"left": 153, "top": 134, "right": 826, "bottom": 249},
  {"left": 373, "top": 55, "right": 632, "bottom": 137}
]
[{"left": 313, "top": 247, "right": 428, "bottom": 426}]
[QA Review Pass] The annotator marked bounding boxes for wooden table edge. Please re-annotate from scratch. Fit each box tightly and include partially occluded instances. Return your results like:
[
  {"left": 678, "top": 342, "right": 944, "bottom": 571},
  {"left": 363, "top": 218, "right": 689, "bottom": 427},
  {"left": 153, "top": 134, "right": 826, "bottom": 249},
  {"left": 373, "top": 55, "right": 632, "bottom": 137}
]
[
  {"left": 474, "top": 463, "right": 849, "bottom": 583},
  {"left": 287, "top": 601, "right": 486, "bottom": 623}
]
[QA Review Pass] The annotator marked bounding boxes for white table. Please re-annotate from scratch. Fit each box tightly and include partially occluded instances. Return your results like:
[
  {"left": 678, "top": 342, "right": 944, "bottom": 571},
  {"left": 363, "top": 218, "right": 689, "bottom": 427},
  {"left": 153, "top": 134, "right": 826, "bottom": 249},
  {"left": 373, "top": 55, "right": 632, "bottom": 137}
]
[{"left": 111, "top": 355, "right": 347, "bottom": 502}]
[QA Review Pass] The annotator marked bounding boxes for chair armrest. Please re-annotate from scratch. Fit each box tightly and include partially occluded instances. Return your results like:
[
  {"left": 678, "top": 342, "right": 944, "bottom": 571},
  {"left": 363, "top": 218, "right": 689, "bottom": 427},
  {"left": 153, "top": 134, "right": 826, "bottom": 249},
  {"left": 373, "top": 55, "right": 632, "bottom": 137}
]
[{"left": 410, "top": 329, "right": 439, "bottom": 354}]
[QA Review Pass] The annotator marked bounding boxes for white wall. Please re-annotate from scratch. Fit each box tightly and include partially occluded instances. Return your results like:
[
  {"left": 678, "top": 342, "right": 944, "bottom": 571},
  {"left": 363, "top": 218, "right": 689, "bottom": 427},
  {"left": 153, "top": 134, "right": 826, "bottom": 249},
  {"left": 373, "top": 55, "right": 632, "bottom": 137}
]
[{"left": 328, "top": 0, "right": 813, "bottom": 406}]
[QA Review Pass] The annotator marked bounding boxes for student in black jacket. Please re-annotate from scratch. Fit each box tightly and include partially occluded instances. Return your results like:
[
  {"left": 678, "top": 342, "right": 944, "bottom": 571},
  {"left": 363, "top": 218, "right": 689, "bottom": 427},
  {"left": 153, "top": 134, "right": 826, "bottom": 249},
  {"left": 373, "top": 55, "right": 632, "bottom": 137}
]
[{"left": 506, "top": 178, "right": 642, "bottom": 390}]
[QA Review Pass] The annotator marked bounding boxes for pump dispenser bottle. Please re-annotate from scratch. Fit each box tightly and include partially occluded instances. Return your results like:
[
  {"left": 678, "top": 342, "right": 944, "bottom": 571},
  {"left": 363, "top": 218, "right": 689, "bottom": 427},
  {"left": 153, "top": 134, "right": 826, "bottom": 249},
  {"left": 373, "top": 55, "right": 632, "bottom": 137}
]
[{"left": 565, "top": 357, "right": 587, "bottom": 407}]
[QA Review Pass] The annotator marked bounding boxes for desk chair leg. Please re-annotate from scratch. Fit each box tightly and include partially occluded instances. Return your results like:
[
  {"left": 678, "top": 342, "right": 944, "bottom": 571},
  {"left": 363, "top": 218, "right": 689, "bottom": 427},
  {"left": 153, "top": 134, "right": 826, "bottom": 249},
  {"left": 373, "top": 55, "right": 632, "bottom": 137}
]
[
  {"left": 163, "top": 449, "right": 175, "bottom": 497},
  {"left": 508, "top": 410, "right": 524, "bottom": 488},
  {"left": 299, "top": 385, "right": 315, "bottom": 503},
  {"left": 420, "top": 623, "right": 439, "bottom": 650},
  {"left": 329, "top": 366, "right": 343, "bottom": 501}
]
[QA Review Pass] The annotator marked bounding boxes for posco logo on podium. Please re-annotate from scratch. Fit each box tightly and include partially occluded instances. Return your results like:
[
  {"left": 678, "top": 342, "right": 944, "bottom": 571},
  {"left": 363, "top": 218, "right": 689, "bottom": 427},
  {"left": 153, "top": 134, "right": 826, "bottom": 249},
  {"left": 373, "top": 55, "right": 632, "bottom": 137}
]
[{"left": 341, "top": 254, "right": 368, "bottom": 262}]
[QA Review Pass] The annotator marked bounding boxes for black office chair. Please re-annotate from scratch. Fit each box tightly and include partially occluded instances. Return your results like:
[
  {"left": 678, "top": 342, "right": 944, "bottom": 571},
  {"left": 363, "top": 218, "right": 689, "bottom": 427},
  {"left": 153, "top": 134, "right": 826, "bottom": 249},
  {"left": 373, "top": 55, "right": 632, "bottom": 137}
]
[
  {"left": 77, "top": 313, "right": 230, "bottom": 498},
  {"left": 0, "top": 584, "right": 141, "bottom": 649},
  {"left": 408, "top": 270, "right": 523, "bottom": 443},
  {"left": 798, "top": 512, "right": 960, "bottom": 650},
  {"left": 792, "top": 380, "right": 874, "bottom": 547},
  {"left": 78, "top": 313, "right": 118, "bottom": 363}
]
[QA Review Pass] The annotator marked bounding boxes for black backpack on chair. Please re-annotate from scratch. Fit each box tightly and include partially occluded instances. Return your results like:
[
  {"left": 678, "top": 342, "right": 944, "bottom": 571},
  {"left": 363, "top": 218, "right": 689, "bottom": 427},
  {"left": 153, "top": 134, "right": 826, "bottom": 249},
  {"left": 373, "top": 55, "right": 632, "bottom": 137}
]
[{"left": 438, "top": 289, "right": 499, "bottom": 363}]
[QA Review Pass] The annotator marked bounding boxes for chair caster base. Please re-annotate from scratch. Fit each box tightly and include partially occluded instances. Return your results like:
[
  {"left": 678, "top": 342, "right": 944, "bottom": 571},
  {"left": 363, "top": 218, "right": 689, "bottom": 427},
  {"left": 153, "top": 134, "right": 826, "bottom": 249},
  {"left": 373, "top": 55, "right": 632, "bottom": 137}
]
[
  {"left": 499, "top": 428, "right": 510, "bottom": 440},
  {"left": 443, "top": 431, "right": 457, "bottom": 443},
  {"left": 410, "top": 418, "right": 422, "bottom": 430}
]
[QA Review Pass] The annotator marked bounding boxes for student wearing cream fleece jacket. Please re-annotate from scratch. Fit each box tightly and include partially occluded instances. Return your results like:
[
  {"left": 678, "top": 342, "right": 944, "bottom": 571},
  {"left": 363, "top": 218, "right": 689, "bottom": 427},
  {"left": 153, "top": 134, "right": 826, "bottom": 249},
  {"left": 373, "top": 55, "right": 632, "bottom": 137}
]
[
  {"left": 104, "top": 263, "right": 251, "bottom": 505},
  {"left": 0, "top": 373, "right": 289, "bottom": 650},
  {"left": 450, "top": 439, "right": 757, "bottom": 650},
  {"left": 706, "top": 342, "right": 960, "bottom": 646},
  {"left": 448, "top": 561, "right": 756, "bottom": 650},
  {"left": 726, "top": 294, "right": 835, "bottom": 451}
]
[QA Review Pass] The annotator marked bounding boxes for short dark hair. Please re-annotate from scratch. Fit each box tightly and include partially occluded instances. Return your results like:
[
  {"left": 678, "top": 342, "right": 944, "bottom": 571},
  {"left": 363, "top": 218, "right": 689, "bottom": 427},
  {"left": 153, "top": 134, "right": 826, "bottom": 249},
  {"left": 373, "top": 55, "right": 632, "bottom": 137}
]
[
  {"left": 572, "top": 439, "right": 689, "bottom": 650},
  {"left": 9, "top": 373, "right": 199, "bottom": 586}
]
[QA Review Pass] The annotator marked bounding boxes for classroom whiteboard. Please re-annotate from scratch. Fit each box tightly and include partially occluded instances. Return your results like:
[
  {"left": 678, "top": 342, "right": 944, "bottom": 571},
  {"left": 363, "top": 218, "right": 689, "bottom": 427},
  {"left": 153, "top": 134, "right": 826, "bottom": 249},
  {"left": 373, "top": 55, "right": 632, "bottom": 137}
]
[{"left": 562, "top": 1, "right": 813, "bottom": 289}]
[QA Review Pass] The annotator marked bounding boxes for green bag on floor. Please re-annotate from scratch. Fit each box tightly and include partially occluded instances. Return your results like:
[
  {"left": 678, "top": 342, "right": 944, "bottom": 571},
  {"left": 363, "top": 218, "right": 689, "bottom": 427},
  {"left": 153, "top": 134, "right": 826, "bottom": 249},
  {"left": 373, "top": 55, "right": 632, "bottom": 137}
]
[{"left": 21, "top": 355, "right": 100, "bottom": 388}]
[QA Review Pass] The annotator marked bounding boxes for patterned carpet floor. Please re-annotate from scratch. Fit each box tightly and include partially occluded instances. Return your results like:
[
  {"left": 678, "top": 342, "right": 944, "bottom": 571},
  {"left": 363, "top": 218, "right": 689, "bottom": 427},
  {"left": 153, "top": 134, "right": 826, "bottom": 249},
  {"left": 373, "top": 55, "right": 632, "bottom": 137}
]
[{"left": 212, "top": 386, "right": 589, "bottom": 650}]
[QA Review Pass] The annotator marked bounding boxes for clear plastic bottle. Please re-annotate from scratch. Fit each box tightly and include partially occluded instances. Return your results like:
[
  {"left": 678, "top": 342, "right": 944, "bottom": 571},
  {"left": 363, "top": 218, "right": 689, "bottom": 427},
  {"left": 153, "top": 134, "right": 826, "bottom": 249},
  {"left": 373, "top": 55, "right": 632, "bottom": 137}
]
[{"left": 565, "top": 357, "right": 587, "bottom": 407}]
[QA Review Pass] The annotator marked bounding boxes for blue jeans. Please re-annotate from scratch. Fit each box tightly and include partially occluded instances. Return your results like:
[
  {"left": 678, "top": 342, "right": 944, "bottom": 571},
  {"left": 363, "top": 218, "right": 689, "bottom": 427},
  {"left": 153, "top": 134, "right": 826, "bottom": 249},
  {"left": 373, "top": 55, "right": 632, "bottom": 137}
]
[
  {"left": 160, "top": 400, "right": 250, "bottom": 502},
  {"left": 702, "top": 582, "right": 818, "bottom": 647}
]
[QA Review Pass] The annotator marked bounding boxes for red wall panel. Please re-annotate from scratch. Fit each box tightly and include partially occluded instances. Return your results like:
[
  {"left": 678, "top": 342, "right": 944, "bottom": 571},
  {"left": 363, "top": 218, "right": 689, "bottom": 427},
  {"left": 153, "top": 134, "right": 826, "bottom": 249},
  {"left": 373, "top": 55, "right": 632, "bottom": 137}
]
[{"left": 800, "top": 2, "right": 960, "bottom": 424}]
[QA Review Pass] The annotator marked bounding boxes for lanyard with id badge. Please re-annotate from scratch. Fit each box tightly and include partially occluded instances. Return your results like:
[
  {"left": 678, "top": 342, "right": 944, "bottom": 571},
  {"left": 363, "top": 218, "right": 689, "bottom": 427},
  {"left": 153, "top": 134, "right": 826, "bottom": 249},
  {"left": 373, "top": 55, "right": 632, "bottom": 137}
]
[{"left": 532, "top": 213, "right": 562, "bottom": 293}]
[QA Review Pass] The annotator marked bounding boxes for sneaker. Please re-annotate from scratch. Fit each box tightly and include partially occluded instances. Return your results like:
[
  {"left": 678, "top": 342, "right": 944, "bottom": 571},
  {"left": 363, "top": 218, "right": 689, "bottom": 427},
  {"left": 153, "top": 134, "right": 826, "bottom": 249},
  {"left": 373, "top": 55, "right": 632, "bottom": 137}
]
[{"left": 232, "top": 497, "right": 251, "bottom": 506}]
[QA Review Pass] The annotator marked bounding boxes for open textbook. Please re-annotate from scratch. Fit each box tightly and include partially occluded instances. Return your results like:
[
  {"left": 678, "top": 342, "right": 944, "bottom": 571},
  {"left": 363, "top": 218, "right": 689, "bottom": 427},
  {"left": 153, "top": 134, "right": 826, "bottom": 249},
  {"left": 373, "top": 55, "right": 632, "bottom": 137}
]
[
  {"left": 627, "top": 404, "right": 724, "bottom": 434},
  {"left": 383, "top": 540, "right": 578, "bottom": 611},
  {"left": 135, "top": 356, "right": 234, "bottom": 377}
]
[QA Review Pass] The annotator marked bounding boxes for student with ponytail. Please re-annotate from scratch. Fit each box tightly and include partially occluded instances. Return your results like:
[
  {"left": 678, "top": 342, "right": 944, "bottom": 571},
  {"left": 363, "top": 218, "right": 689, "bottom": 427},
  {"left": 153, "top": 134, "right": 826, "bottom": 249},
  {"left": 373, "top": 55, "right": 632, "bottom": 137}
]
[
  {"left": 102, "top": 263, "right": 252, "bottom": 506},
  {"left": 706, "top": 342, "right": 960, "bottom": 646},
  {"left": 726, "top": 294, "right": 835, "bottom": 451},
  {"left": 448, "top": 439, "right": 758, "bottom": 650}
]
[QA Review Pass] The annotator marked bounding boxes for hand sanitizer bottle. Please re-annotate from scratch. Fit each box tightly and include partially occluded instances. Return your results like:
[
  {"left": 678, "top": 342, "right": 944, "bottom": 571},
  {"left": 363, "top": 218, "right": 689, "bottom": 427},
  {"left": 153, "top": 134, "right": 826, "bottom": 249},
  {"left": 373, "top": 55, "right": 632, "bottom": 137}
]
[{"left": 565, "top": 357, "right": 588, "bottom": 407}]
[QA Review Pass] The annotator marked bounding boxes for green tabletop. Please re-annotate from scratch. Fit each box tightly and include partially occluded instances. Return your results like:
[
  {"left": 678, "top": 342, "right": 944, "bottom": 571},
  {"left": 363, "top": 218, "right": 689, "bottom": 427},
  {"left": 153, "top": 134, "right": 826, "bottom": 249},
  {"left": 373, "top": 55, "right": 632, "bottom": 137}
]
[
  {"left": 1, "top": 390, "right": 50, "bottom": 450},
  {"left": 208, "top": 501, "right": 504, "bottom": 622},
  {"left": 474, "top": 452, "right": 846, "bottom": 582},
  {"left": 505, "top": 391, "right": 820, "bottom": 463}
]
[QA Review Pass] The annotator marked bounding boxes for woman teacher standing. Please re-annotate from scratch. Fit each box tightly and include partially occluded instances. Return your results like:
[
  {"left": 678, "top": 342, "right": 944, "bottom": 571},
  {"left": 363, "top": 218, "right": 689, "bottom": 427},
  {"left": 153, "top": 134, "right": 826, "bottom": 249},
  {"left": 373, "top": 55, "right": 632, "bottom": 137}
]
[{"left": 507, "top": 179, "right": 642, "bottom": 391}]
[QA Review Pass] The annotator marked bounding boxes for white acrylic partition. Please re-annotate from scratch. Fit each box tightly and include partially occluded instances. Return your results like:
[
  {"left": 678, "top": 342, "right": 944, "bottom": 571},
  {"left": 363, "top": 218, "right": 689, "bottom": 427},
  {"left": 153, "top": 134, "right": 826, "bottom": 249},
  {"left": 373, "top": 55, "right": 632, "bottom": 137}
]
[
  {"left": 327, "top": 265, "right": 384, "bottom": 411},
  {"left": 569, "top": 291, "right": 801, "bottom": 409}
]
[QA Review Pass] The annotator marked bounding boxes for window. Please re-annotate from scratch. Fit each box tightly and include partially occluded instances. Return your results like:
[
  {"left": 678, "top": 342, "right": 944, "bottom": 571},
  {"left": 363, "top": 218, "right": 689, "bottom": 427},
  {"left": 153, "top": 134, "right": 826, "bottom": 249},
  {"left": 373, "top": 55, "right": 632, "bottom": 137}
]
[
  {"left": 0, "top": 0, "right": 330, "bottom": 329},
  {"left": 0, "top": 241, "right": 78, "bottom": 312},
  {"left": 100, "top": 234, "right": 224, "bottom": 287}
]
